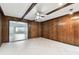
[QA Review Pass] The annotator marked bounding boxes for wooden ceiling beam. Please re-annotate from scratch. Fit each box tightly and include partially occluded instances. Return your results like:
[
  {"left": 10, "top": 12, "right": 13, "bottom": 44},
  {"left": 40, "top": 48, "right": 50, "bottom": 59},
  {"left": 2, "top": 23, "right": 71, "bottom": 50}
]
[
  {"left": 46, "top": 3, "right": 74, "bottom": 15},
  {"left": 21, "top": 3, "right": 37, "bottom": 19}
]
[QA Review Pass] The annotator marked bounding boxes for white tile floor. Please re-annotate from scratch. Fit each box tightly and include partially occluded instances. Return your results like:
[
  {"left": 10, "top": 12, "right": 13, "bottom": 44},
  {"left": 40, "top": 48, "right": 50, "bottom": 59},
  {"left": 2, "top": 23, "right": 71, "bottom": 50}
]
[{"left": 0, "top": 38, "right": 79, "bottom": 55}]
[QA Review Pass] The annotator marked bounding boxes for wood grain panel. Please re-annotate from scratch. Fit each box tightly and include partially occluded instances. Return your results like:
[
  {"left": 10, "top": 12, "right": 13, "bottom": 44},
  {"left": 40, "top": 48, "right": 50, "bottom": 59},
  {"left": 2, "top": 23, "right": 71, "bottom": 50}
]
[
  {"left": 2, "top": 16, "right": 9, "bottom": 42},
  {"left": 30, "top": 22, "right": 39, "bottom": 38},
  {"left": 57, "top": 16, "right": 74, "bottom": 44},
  {"left": 73, "top": 13, "right": 79, "bottom": 46},
  {"left": 42, "top": 12, "right": 79, "bottom": 46},
  {"left": 73, "top": 20, "right": 79, "bottom": 45},
  {"left": 42, "top": 21, "right": 49, "bottom": 38},
  {"left": 48, "top": 20, "right": 57, "bottom": 40}
]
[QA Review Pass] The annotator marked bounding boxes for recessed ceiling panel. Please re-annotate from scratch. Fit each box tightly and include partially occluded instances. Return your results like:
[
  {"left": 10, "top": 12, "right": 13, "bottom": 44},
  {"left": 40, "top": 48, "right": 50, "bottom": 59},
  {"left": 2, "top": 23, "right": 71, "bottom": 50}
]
[{"left": 0, "top": 3, "right": 31, "bottom": 18}]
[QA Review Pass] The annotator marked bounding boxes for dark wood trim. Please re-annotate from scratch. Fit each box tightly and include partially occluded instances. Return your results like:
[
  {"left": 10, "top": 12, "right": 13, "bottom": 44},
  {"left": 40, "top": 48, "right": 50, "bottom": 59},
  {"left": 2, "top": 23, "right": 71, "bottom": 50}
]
[
  {"left": 6, "top": 16, "right": 35, "bottom": 23},
  {"left": 8, "top": 18, "right": 9, "bottom": 42},
  {"left": 38, "top": 22, "right": 41, "bottom": 37},
  {"left": 0, "top": 13, "right": 2, "bottom": 46},
  {"left": 46, "top": 3, "right": 74, "bottom": 15},
  {"left": 0, "top": 6, "right": 4, "bottom": 15},
  {"left": 21, "top": 3, "right": 37, "bottom": 19},
  {"left": 28, "top": 23, "right": 31, "bottom": 39}
]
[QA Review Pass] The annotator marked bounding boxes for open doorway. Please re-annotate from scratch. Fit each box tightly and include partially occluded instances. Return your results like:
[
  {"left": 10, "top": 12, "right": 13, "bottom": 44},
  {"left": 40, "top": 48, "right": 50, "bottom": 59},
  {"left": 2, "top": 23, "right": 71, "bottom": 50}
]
[{"left": 9, "top": 21, "right": 28, "bottom": 42}]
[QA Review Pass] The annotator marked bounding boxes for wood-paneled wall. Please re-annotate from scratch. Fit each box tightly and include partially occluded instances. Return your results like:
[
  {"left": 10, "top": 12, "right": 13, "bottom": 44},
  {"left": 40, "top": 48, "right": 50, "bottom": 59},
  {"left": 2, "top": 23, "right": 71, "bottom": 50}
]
[
  {"left": 42, "top": 12, "right": 79, "bottom": 46},
  {"left": 2, "top": 16, "right": 41, "bottom": 42},
  {"left": 29, "top": 22, "right": 41, "bottom": 38},
  {"left": 2, "top": 16, "right": 9, "bottom": 42}
]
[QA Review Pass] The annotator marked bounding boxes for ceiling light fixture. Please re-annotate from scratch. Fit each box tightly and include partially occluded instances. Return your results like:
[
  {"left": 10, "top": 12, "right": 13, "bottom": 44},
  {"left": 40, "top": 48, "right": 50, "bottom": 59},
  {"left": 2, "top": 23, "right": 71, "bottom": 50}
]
[
  {"left": 36, "top": 12, "right": 40, "bottom": 16},
  {"left": 58, "top": 3, "right": 64, "bottom": 6},
  {"left": 35, "top": 12, "right": 41, "bottom": 20},
  {"left": 69, "top": 9, "right": 73, "bottom": 15},
  {"left": 35, "top": 12, "right": 45, "bottom": 21}
]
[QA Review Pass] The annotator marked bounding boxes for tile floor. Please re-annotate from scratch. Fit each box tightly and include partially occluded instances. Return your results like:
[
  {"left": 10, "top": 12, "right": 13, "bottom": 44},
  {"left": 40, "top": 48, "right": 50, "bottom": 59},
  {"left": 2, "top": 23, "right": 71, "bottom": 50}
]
[{"left": 0, "top": 38, "right": 79, "bottom": 55}]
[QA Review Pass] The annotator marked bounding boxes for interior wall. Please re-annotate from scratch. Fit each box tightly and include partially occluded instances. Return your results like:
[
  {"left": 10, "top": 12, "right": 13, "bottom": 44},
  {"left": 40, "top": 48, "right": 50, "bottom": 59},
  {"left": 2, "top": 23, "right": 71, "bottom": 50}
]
[
  {"left": 41, "top": 12, "right": 79, "bottom": 46},
  {"left": 2, "top": 16, "right": 41, "bottom": 43}
]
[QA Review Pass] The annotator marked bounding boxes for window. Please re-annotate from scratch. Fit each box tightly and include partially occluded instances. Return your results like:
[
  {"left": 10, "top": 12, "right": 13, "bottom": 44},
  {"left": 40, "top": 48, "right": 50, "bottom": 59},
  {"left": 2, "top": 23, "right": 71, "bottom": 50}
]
[{"left": 9, "top": 21, "right": 28, "bottom": 42}]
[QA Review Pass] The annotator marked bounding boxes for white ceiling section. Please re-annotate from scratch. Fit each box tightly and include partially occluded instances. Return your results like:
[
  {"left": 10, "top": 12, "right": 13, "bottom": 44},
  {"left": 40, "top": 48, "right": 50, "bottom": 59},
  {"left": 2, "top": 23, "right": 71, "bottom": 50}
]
[
  {"left": 0, "top": 3, "right": 79, "bottom": 22},
  {"left": 41, "top": 3, "right": 79, "bottom": 22},
  {"left": 24, "top": 3, "right": 61, "bottom": 21},
  {"left": 0, "top": 3, "right": 31, "bottom": 18}
]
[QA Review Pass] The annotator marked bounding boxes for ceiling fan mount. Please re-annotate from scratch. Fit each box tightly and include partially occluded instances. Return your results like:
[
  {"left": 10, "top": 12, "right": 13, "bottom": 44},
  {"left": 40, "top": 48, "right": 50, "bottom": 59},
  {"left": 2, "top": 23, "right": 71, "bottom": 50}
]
[{"left": 34, "top": 12, "right": 46, "bottom": 21}]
